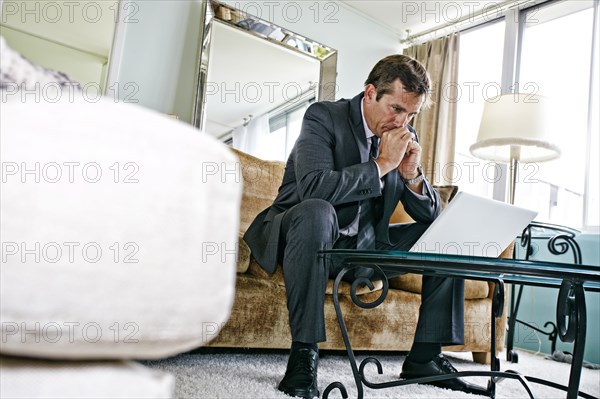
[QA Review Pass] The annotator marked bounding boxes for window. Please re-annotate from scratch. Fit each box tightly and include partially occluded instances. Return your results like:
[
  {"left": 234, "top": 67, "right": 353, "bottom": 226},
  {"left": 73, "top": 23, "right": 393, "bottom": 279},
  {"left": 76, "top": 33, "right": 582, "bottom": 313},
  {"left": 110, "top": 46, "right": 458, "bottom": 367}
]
[
  {"left": 269, "top": 97, "right": 314, "bottom": 160},
  {"left": 585, "top": 9, "right": 599, "bottom": 227},
  {"left": 517, "top": 1, "right": 596, "bottom": 228},
  {"left": 233, "top": 95, "right": 313, "bottom": 161},
  {"left": 454, "top": 0, "right": 599, "bottom": 230},
  {"left": 454, "top": 20, "right": 506, "bottom": 198}
]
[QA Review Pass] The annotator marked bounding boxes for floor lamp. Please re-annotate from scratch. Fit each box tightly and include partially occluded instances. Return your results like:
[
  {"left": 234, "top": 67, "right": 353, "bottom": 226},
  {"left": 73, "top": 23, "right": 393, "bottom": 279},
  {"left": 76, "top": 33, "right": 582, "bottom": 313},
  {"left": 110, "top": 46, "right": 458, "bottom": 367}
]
[
  {"left": 469, "top": 93, "right": 563, "bottom": 363},
  {"left": 469, "top": 93, "right": 561, "bottom": 205}
]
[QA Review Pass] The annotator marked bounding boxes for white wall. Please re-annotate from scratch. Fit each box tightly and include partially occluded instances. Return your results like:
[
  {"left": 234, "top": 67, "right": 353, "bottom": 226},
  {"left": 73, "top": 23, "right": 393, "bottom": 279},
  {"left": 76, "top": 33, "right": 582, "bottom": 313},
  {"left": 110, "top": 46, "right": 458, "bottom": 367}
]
[{"left": 114, "top": 0, "right": 401, "bottom": 123}]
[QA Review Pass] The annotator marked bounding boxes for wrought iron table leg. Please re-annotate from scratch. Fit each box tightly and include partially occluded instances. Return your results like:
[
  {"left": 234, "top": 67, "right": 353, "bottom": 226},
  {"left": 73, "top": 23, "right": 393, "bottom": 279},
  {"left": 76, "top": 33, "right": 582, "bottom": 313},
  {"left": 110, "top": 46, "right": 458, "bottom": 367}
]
[
  {"left": 556, "top": 280, "right": 587, "bottom": 399},
  {"left": 488, "top": 279, "right": 504, "bottom": 398},
  {"left": 511, "top": 279, "right": 595, "bottom": 399},
  {"left": 323, "top": 262, "right": 593, "bottom": 398},
  {"left": 323, "top": 265, "right": 388, "bottom": 399},
  {"left": 508, "top": 284, "right": 560, "bottom": 363},
  {"left": 509, "top": 222, "right": 583, "bottom": 364},
  {"left": 323, "top": 267, "right": 533, "bottom": 399},
  {"left": 507, "top": 284, "right": 522, "bottom": 363}
]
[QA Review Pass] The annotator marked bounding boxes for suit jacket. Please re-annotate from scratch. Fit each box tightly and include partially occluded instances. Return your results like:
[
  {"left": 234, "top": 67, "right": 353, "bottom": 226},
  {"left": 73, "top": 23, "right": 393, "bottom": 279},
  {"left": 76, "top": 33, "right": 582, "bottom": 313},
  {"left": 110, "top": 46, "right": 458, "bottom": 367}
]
[{"left": 244, "top": 93, "right": 441, "bottom": 274}]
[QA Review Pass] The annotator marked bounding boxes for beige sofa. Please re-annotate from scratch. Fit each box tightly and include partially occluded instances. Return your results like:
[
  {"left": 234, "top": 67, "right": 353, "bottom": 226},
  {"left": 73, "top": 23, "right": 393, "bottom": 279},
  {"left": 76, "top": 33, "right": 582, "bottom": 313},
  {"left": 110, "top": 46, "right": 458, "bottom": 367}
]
[{"left": 207, "top": 148, "right": 509, "bottom": 364}]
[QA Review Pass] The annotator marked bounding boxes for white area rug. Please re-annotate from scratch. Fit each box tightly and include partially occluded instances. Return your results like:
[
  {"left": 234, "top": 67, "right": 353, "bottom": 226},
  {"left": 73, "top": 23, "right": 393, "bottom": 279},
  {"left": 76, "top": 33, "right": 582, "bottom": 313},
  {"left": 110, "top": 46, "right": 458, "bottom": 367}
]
[{"left": 143, "top": 349, "right": 600, "bottom": 398}]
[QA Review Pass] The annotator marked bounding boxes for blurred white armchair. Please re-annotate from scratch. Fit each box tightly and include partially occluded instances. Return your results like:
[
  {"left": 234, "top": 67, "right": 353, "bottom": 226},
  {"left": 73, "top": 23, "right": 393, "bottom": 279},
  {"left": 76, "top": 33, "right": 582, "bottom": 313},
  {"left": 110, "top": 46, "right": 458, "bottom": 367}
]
[{"left": 1, "top": 89, "right": 242, "bottom": 397}]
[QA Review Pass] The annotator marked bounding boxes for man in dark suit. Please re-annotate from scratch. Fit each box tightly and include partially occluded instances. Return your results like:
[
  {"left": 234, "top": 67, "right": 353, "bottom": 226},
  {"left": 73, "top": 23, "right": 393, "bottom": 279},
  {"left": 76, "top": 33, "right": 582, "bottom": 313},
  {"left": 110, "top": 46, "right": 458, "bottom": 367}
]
[{"left": 244, "top": 55, "right": 486, "bottom": 398}]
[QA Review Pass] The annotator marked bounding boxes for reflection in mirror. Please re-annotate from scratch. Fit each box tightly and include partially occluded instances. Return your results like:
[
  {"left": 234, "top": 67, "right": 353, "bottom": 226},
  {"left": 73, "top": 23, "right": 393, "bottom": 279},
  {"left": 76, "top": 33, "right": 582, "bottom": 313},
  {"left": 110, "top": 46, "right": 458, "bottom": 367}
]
[
  {"left": 0, "top": 0, "right": 118, "bottom": 92},
  {"left": 192, "top": 0, "right": 337, "bottom": 161}
]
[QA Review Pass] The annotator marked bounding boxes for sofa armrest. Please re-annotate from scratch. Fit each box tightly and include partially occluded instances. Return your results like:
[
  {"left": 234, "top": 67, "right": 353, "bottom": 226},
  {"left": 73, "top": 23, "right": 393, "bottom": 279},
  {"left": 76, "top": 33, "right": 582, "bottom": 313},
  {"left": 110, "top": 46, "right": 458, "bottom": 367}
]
[{"left": 486, "top": 241, "right": 516, "bottom": 299}]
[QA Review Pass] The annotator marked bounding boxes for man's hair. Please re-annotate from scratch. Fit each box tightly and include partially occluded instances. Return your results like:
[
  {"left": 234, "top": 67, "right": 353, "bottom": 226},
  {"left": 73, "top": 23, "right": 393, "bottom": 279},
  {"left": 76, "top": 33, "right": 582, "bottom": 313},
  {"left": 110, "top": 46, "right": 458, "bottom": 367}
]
[{"left": 364, "top": 54, "right": 431, "bottom": 105}]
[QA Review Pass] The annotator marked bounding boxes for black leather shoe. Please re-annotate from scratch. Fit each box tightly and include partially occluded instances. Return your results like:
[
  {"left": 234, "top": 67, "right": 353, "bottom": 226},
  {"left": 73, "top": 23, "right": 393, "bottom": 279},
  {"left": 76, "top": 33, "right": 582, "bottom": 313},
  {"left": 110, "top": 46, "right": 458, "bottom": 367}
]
[
  {"left": 401, "top": 354, "right": 489, "bottom": 396},
  {"left": 278, "top": 348, "right": 319, "bottom": 398}
]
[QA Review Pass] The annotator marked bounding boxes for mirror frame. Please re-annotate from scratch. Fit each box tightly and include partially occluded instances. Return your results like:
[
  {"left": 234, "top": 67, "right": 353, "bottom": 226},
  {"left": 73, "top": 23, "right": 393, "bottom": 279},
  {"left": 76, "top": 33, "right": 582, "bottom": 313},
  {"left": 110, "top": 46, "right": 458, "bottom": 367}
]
[{"left": 191, "top": 0, "right": 338, "bottom": 131}]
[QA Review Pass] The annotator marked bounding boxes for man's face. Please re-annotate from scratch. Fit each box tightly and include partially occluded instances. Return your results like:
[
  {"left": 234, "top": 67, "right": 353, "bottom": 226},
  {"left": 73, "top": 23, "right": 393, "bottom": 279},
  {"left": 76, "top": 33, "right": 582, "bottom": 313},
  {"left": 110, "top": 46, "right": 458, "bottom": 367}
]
[{"left": 363, "top": 79, "right": 424, "bottom": 138}]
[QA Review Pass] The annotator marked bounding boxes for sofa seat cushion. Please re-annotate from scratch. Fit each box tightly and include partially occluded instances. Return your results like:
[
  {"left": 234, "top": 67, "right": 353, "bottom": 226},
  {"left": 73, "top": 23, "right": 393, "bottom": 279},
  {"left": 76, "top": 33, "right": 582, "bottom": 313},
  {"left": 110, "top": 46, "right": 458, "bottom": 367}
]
[
  {"left": 247, "top": 260, "right": 383, "bottom": 296},
  {"left": 231, "top": 148, "right": 284, "bottom": 274},
  {"left": 389, "top": 274, "right": 489, "bottom": 299},
  {"left": 0, "top": 357, "right": 174, "bottom": 398},
  {"left": 388, "top": 243, "right": 516, "bottom": 299}
]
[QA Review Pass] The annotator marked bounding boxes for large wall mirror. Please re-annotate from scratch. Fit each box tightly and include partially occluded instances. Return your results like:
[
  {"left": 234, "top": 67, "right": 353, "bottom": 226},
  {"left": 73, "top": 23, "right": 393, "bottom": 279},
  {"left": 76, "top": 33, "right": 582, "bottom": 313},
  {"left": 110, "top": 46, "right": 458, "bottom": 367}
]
[{"left": 192, "top": 0, "right": 337, "bottom": 161}]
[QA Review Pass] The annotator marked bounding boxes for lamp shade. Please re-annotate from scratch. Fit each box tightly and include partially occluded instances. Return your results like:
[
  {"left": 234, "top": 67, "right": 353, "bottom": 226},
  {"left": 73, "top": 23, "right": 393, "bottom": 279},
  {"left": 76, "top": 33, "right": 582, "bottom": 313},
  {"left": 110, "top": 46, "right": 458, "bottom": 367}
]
[{"left": 470, "top": 93, "right": 561, "bottom": 163}]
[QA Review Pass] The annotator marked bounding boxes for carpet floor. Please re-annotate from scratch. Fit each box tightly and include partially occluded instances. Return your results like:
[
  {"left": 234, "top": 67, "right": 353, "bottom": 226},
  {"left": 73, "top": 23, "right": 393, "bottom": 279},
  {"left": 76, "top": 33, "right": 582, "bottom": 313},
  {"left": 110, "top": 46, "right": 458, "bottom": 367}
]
[{"left": 143, "top": 348, "right": 600, "bottom": 398}]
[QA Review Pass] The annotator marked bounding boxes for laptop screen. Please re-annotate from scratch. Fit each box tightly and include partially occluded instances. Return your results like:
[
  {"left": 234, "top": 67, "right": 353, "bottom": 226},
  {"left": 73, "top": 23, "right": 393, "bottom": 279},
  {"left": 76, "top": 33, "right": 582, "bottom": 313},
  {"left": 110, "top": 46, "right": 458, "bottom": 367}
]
[{"left": 410, "top": 192, "right": 537, "bottom": 258}]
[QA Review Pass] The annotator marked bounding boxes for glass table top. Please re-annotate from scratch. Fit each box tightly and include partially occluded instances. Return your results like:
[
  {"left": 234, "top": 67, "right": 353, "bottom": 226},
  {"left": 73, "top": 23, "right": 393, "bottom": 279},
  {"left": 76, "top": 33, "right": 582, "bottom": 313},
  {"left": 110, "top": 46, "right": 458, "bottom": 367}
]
[{"left": 320, "top": 250, "right": 600, "bottom": 289}]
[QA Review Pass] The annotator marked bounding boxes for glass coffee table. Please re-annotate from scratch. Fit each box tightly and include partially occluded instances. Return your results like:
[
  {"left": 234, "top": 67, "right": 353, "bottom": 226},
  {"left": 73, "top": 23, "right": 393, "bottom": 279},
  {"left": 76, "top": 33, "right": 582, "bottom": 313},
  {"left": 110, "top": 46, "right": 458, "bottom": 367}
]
[{"left": 319, "top": 249, "right": 600, "bottom": 399}]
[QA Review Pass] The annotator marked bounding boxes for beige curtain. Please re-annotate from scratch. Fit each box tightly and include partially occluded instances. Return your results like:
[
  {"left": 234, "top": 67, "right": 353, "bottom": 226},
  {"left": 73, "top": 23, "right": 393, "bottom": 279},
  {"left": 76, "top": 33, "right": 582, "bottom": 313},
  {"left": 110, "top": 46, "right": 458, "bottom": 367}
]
[{"left": 404, "top": 33, "right": 459, "bottom": 186}]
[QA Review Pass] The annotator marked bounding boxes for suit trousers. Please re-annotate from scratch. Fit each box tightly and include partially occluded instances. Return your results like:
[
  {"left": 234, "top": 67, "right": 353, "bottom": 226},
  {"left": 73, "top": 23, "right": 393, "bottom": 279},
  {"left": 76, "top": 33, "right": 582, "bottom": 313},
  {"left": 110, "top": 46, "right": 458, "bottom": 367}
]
[{"left": 278, "top": 199, "right": 464, "bottom": 345}]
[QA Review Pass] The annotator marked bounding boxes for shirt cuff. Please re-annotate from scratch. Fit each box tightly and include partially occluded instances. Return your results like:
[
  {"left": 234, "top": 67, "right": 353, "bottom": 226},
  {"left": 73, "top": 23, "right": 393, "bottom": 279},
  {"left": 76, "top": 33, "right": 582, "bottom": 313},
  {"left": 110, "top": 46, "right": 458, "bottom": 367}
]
[
  {"left": 373, "top": 160, "right": 384, "bottom": 189},
  {"left": 374, "top": 159, "right": 381, "bottom": 178}
]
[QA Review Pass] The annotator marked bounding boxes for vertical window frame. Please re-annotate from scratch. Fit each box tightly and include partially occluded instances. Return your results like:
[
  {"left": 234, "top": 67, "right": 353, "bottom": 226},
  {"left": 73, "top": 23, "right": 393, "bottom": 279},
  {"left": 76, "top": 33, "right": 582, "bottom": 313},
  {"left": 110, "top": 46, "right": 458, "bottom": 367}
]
[{"left": 583, "top": 0, "right": 600, "bottom": 231}]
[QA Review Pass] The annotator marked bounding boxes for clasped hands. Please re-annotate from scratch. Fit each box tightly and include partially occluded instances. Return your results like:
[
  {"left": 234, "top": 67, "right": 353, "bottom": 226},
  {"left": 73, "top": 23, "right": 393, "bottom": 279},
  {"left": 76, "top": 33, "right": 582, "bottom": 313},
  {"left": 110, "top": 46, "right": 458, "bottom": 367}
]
[{"left": 374, "top": 127, "right": 421, "bottom": 181}]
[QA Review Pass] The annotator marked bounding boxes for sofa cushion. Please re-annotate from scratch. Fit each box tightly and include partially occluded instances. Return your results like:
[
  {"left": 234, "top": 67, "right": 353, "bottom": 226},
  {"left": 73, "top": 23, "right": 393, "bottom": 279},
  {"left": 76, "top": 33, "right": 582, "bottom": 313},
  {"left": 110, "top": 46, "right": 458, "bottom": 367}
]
[
  {"left": 436, "top": 185, "right": 460, "bottom": 208},
  {"left": 388, "top": 274, "right": 490, "bottom": 299},
  {"left": 389, "top": 242, "right": 517, "bottom": 299},
  {"left": 390, "top": 185, "right": 458, "bottom": 224},
  {"left": 237, "top": 235, "right": 251, "bottom": 273},
  {"left": 230, "top": 148, "right": 285, "bottom": 235},
  {"left": 247, "top": 260, "right": 383, "bottom": 296}
]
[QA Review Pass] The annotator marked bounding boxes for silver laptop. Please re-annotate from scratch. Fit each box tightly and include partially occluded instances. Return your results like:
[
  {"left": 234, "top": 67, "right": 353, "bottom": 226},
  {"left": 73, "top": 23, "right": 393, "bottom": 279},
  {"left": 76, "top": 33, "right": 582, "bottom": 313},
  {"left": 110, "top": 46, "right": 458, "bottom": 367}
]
[{"left": 410, "top": 192, "right": 538, "bottom": 258}]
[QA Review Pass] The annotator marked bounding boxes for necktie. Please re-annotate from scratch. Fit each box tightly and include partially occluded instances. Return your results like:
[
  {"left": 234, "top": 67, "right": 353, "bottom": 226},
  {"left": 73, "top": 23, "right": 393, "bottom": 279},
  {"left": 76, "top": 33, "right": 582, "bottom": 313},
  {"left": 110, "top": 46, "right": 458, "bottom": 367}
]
[
  {"left": 370, "top": 135, "right": 380, "bottom": 159},
  {"left": 356, "top": 136, "right": 379, "bottom": 249}
]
